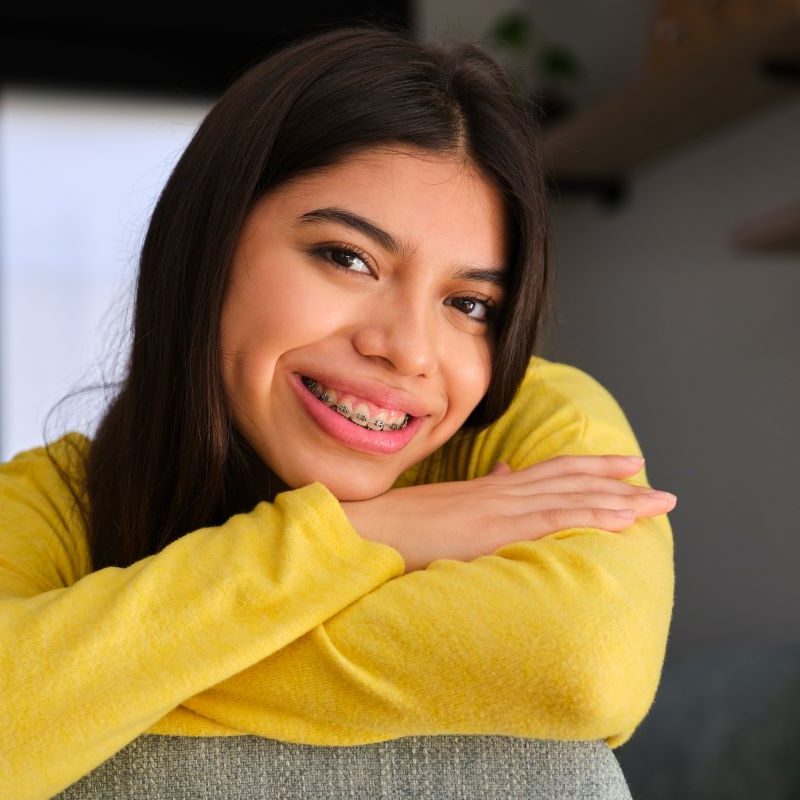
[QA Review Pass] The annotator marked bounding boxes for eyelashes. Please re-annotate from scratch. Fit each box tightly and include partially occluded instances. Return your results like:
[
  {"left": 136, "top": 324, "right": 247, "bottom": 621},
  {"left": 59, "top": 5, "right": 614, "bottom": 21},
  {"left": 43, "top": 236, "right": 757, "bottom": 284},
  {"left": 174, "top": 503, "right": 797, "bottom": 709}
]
[
  {"left": 309, "top": 243, "right": 502, "bottom": 326},
  {"left": 445, "top": 293, "right": 500, "bottom": 324},
  {"left": 311, "top": 243, "right": 373, "bottom": 275}
]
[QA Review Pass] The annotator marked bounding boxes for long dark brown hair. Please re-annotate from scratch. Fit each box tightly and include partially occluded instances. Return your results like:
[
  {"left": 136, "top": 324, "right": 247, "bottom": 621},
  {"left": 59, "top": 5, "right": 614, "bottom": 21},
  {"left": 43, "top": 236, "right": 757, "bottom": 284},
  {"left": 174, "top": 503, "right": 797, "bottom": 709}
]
[{"left": 46, "top": 23, "right": 553, "bottom": 570}]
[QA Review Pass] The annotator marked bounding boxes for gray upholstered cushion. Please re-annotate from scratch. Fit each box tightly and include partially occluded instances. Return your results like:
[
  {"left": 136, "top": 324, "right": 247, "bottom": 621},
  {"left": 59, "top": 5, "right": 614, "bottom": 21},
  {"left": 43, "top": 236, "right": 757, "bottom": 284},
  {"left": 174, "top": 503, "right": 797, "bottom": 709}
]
[{"left": 53, "top": 734, "right": 632, "bottom": 799}]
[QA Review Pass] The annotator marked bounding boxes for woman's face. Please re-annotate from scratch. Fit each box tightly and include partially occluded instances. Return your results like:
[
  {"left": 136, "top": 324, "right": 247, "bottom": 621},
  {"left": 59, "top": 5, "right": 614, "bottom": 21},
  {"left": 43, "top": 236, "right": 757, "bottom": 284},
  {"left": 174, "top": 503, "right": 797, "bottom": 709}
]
[{"left": 220, "top": 146, "right": 508, "bottom": 500}]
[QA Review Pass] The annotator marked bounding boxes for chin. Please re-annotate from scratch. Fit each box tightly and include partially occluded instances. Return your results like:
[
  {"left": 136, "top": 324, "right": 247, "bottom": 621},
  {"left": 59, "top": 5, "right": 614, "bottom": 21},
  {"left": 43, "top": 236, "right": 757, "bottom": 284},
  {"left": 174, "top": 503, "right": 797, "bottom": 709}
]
[
  {"left": 282, "top": 464, "right": 396, "bottom": 502},
  {"left": 326, "top": 483, "right": 390, "bottom": 502}
]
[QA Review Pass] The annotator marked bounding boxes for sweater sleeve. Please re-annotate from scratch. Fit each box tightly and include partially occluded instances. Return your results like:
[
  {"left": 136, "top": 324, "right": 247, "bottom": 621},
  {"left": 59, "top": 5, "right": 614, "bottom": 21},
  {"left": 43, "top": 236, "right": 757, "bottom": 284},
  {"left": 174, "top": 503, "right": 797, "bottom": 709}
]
[
  {"left": 168, "top": 358, "right": 674, "bottom": 750},
  {"left": 0, "top": 434, "right": 405, "bottom": 800}
]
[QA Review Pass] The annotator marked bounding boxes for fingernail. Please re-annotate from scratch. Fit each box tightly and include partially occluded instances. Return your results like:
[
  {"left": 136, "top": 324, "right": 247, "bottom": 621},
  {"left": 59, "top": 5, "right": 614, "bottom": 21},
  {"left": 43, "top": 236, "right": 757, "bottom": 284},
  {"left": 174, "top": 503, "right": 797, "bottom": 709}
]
[
  {"left": 614, "top": 510, "right": 635, "bottom": 518},
  {"left": 625, "top": 456, "right": 645, "bottom": 464}
]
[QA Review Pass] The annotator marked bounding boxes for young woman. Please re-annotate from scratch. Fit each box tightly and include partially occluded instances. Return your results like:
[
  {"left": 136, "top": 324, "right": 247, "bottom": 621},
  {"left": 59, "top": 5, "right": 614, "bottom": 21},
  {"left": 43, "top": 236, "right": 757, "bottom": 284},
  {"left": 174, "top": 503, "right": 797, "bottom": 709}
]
[{"left": 0, "top": 25, "right": 676, "bottom": 799}]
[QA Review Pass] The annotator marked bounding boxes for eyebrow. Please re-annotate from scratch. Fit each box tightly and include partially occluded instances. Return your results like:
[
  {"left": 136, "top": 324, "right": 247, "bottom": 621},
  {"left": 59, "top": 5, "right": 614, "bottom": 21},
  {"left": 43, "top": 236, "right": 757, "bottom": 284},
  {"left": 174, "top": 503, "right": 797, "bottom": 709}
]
[{"left": 295, "top": 206, "right": 508, "bottom": 288}]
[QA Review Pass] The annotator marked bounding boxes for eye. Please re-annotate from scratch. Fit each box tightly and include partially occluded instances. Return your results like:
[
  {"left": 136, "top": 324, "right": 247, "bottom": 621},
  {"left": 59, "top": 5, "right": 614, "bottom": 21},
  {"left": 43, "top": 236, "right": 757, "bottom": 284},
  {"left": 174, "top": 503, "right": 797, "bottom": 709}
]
[
  {"left": 446, "top": 294, "right": 499, "bottom": 325},
  {"left": 311, "top": 244, "right": 374, "bottom": 276}
]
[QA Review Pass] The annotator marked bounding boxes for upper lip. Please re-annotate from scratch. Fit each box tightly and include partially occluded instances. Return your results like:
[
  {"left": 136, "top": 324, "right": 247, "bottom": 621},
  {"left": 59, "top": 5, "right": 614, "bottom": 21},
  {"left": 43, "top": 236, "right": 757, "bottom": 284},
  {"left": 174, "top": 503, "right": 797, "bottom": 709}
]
[{"left": 298, "top": 370, "right": 432, "bottom": 417}]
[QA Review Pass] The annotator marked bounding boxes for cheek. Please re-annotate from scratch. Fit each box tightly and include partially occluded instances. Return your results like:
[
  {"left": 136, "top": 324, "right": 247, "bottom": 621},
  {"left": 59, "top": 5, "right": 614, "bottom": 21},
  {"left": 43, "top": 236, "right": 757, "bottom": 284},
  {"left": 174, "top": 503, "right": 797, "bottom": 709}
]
[
  {"left": 444, "top": 342, "right": 493, "bottom": 417},
  {"left": 223, "top": 267, "right": 316, "bottom": 346},
  {"left": 220, "top": 261, "right": 356, "bottom": 398}
]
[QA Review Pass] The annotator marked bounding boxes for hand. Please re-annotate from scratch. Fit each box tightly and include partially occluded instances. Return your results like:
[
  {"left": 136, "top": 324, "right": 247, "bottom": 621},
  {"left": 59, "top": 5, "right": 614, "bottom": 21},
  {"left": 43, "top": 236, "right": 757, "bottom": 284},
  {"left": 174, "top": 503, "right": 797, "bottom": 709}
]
[{"left": 340, "top": 455, "right": 677, "bottom": 572}]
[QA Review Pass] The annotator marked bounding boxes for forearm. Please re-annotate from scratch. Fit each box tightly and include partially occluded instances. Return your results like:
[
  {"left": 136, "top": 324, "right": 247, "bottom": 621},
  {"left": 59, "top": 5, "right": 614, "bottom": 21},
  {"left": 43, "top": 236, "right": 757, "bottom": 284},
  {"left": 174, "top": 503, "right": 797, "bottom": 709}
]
[
  {"left": 169, "top": 360, "right": 675, "bottom": 747},
  {"left": 167, "top": 509, "right": 672, "bottom": 748},
  {"left": 1, "top": 482, "right": 404, "bottom": 800}
]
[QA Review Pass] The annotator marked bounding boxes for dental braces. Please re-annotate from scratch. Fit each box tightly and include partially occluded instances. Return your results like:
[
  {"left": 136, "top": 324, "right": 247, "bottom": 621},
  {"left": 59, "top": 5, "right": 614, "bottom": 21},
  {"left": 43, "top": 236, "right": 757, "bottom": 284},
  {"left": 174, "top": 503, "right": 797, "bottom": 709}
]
[{"left": 302, "top": 376, "right": 409, "bottom": 430}]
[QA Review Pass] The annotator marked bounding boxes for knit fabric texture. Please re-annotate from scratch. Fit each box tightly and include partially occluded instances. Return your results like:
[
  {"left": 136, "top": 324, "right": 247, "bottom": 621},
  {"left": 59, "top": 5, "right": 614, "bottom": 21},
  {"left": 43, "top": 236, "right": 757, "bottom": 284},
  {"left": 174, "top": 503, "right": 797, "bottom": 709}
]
[
  {"left": 53, "top": 734, "right": 633, "bottom": 800},
  {"left": 1, "top": 356, "right": 674, "bottom": 800}
]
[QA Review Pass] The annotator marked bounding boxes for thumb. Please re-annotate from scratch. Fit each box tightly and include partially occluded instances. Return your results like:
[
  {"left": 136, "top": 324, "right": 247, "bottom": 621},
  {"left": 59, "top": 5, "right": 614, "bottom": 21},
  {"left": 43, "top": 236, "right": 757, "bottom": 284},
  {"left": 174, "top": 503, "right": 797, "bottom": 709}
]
[{"left": 487, "top": 461, "right": 512, "bottom": 476}]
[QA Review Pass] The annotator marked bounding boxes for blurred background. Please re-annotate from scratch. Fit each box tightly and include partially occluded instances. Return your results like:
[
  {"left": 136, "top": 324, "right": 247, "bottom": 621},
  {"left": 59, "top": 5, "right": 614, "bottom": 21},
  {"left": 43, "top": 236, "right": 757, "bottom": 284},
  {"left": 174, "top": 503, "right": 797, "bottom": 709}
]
[{"left": 2, "top": 2, "right": 799, "bottom": 797}]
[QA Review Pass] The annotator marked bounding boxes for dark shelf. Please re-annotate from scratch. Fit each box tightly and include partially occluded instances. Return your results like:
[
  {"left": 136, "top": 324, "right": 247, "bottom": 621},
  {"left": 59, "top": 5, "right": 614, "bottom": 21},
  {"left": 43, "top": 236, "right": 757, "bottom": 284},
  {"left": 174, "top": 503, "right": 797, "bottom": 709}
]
[
  {"left": 543, "top": 9, "right": 800, "bottom": 201},
  {"left": 732, "top": 199, "right": 800, "bottom": 254}
]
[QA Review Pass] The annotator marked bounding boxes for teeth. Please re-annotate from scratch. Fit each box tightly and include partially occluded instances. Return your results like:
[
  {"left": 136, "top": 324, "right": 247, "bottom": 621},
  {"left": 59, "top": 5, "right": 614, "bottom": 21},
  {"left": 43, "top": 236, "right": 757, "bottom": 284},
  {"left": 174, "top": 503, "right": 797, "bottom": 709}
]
[
  {"left": 351, "top": 403, "right": 370, "bottom": 427},
  {"left": 367, "top": 411, "right": 387, "bottom": 431},
  {"left": 302, "top": 376, "right": 409, "bottom": 430}
]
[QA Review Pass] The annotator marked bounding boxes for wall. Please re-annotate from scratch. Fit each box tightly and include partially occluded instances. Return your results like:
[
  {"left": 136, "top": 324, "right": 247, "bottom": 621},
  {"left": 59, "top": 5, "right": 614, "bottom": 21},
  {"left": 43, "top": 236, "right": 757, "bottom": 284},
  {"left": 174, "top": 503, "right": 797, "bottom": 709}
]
[
  {"left": 416, "top": 0, "right": 800, "bottom": 656},
  {"left": 542, "top": 96, "right": 800, "bottom": 656},
  {"left": 414, "top": 0, "right": 522, "bottom": 45}
]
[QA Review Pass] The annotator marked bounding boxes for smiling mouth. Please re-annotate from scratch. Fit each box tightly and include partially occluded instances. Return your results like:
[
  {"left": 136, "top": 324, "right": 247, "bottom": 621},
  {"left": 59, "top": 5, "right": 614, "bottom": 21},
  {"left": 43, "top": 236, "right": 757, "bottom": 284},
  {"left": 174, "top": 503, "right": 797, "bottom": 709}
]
[{"left": 301, "top": 376, "right": 410, "bottom": 430}]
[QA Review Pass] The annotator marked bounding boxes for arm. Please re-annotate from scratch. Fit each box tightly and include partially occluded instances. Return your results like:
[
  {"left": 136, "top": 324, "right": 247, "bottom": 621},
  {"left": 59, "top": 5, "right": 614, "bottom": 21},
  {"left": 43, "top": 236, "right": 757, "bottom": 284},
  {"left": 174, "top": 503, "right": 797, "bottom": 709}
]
[
  {"left": 0, "top": 434, "right": 405, "bottom": 800},
  {"left": 170, "top": 357, "right": 674, "bottom": 748}
]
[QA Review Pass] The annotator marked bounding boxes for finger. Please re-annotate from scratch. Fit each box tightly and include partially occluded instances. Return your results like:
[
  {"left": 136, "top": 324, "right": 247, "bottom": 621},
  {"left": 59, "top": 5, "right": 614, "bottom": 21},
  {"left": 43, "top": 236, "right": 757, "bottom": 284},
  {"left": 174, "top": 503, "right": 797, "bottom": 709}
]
[
  {"left": 486, "top": 462, "right": 512, "bottom": 476},
  {"left": 518, "top": 507, "right": 645, "bottom": 539},
  {"left": 490, "top": 475, "right": 664, "bottom": 497},
  {"left": 499, "top": 454, "right": 645, "bottom": 483},
  {"left": 516, "top": 491, "right": 677, "bottom": 514},
  {"left": 482, "top": 490, "right": 676, "bottom": 527}
]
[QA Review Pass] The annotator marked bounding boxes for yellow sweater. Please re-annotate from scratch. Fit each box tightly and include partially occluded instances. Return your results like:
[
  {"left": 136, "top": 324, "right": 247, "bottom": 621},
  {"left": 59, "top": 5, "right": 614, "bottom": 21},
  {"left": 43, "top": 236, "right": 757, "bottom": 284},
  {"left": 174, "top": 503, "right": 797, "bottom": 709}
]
[{"left": 0, "top": 356, "right": 674, "bottom": 800}]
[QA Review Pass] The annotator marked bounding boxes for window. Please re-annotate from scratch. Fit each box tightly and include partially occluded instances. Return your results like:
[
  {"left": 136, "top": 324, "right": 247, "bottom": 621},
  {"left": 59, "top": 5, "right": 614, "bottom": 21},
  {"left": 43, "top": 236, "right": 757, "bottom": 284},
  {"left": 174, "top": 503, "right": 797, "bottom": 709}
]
[{"left": 0, "top": 88, "right": 209, "bottom": 460}]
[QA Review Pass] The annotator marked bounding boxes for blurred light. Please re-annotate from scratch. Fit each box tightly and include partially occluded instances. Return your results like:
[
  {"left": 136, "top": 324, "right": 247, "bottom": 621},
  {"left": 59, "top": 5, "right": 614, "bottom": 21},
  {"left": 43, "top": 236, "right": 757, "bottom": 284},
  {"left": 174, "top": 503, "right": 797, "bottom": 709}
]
[{"left": 0, "top": 87, "right": 210, "bottom": 459}]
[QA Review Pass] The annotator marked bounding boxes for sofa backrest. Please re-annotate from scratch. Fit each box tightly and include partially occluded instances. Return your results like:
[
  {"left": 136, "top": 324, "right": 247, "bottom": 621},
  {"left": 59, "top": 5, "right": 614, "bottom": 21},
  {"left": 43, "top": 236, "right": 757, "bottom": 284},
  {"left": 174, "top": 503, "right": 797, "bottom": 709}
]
[{"left": 54, "top": 734, "right": 632, "bottom": 799}]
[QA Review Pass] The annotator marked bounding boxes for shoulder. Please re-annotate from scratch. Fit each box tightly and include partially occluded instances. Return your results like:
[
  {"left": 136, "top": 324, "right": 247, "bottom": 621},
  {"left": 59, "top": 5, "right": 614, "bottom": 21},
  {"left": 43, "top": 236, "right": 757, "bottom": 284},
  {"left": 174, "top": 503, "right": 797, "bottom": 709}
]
[
  {"left": 494, "top": 355, "right": 643, "bottom": 469},
  {"left": 0, "top": 431, "right": 93, "bottom": 588},
  {"left": 479, "top": 356, "right": 640, "bottom": 469},
  {"left": 1, "top": 431, "right": 91, "bottom": 497},
  {"left": 400, "top": 356, "right": 643, "bottom": 485},
  {"left": 512, "top": 356, "right": 635, "bottom": 435}
]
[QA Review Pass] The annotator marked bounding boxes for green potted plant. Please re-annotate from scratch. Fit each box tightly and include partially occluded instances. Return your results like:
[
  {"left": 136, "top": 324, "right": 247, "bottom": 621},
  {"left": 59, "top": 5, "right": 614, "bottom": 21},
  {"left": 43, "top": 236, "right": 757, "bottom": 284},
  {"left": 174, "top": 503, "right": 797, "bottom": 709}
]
[{"left": 485, "top": 10, "right": 583, "bottom": 125}]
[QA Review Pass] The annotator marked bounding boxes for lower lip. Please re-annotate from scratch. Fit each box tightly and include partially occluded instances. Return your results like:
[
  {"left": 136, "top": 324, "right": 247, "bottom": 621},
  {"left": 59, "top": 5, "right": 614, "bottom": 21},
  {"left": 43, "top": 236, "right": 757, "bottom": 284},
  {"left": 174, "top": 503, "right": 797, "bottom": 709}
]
[{"left": 290, "top": 373, "right": 426, "bottom": 455}]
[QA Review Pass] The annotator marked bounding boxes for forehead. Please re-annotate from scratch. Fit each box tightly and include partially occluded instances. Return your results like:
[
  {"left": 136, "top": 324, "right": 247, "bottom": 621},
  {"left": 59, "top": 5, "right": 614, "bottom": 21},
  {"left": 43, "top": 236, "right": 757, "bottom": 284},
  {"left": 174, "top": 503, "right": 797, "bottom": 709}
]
[{"left": 255, "top": 147, "right": 508, "bottom": 261}]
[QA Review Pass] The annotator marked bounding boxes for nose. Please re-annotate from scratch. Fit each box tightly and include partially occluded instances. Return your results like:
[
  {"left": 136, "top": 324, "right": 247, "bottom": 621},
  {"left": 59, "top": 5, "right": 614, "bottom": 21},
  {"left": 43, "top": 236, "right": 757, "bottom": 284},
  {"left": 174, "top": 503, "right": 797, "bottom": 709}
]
[{"left": 351, "top": 292, "right": 439, "bottom": 377}]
